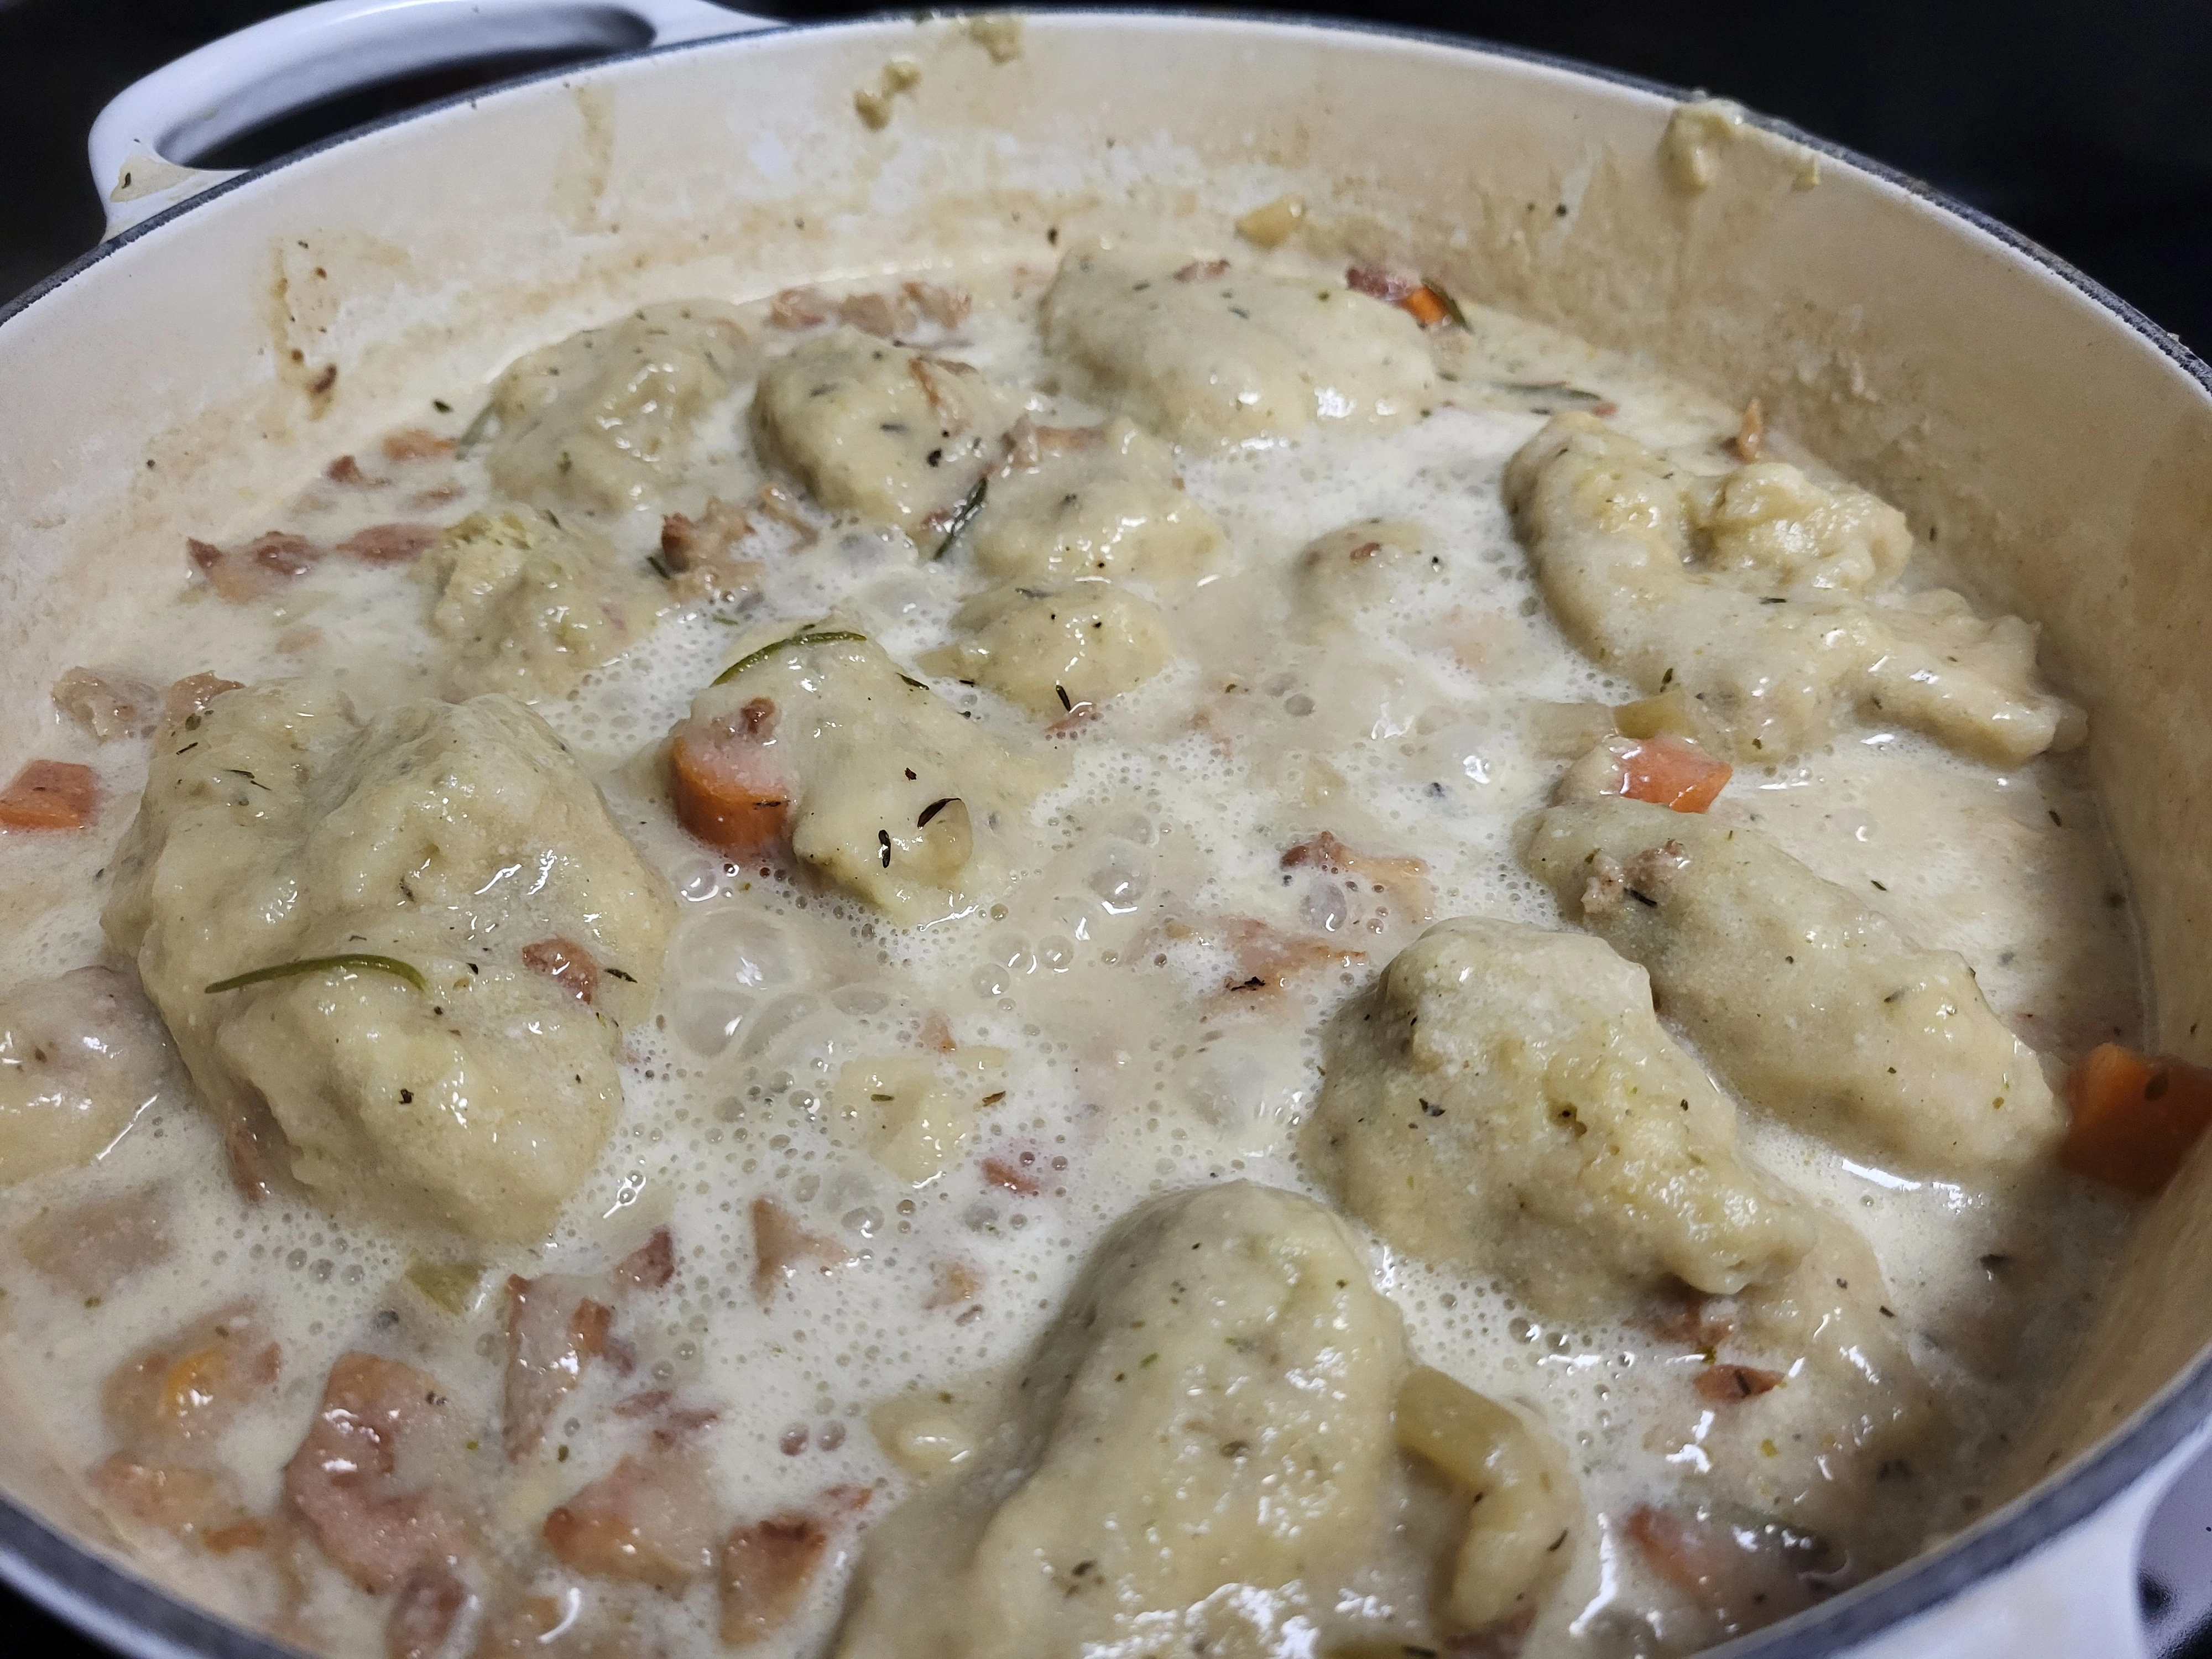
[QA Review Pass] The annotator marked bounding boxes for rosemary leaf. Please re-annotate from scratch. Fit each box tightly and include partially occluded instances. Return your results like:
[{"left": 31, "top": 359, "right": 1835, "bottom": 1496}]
[
  {"left": 455, "top": 400, "right": 498, "bottom": 456},
  {"left": 206, "top": 953, "right": 427, "bottom": 995},
  {"left": 712, "top": 628, "right": 868, "bottom": 686},
  {"left": 1494, "top": 380, "right": 1613, "bottom": 412},
  {"left": 930, "top": 477, "right": 988, "bottom": 561}
]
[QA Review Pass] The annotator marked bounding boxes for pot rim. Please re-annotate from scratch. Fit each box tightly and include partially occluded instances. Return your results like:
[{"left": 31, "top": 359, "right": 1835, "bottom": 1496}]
[{"left": 4, "top": 11, "right": 2207, "bottom": 1657}]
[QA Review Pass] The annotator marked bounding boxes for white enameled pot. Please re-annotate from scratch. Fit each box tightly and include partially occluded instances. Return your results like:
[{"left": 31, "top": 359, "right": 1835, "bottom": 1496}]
[{"left": 5, "top": 7, "right": 2212, "bottom": 1656}]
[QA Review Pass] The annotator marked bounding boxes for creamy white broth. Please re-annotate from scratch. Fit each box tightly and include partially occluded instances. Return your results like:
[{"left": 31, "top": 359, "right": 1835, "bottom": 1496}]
[{"left": 0, "top": 243, "right": 2142, "bottom": 1658}]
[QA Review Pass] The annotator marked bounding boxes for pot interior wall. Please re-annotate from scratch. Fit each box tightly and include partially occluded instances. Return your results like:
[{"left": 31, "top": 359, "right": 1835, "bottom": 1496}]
[{"left": 2, "top": 6, "right": 2208, "bottom": 1631}]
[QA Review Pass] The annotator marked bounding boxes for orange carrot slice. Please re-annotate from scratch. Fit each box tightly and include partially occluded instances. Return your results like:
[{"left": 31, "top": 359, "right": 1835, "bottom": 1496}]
[
  {"left": 670, "top": 703, "right": 790, "bottom": 858},
  {"left": 1616, "top": 735, "right": 1731, "bottom": 812},
  {"left": 1344, "top": 266, "right": 1459, "bottom": 328},
  {"left": 1399, "top": 284, "right": 1449, "bottom": 327},
  {"left": 2059, "top": 1042, "right": 2212, "bottom": 1197},
  {"left": 0, "top": 760, "right": 97, "bottom": 830}
]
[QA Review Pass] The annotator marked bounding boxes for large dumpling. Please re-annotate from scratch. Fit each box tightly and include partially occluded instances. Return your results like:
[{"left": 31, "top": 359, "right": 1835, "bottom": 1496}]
[
  {"left": 419, "top": 509, "right": 662, "bottom": 701},
  {"left": 1041, "top": 245, "right": 1437, "bottom": 450},
  {"left": 668, "top": 628, "right": 1048, "bottom": 925},
  {"left": 487, "top": 299, "right": 757, "bottom": 512},
  {"left": 750, "top": 327, "right": 1016, "bottom": 539},
  {"left": 102, "top": 679, "right": 672, "bottom": 1240},
  {"left": 1304, "top": 915, "right": 1811, "bottom": 1313},
  {"left": 1503, "top": 413, "right": 2081, "bottom": 764},
  {"left": 968, "top": 418, "right": 1223, "bottom": 587},
  {"left": 1522, "top": 796, "right": 2061, "bottom": 1175},
  {"left": 835, "top": 1181, "right": 1579, "bottom": 1658}
]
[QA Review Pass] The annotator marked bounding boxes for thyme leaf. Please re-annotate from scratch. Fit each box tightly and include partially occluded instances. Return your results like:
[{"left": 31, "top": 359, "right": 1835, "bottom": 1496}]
[
  {"left": 712, "top": 628, "right": 868, "bottom": 686},
  {"left": 206, "top": 953, "right": 428, "bottom": 995},
  {"left": 930, "top": 477, "right": 988, "bottom": 561}
]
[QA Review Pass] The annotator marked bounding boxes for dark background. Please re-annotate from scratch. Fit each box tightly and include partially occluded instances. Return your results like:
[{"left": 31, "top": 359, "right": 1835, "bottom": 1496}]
[{"left": 3, "top": 0, "right": 2209, "bottom": 1653}]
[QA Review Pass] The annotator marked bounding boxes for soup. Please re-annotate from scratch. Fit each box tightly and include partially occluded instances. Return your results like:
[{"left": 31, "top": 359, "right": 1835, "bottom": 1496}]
[{"left": 0, "top": 215, "right": 2153, "bottom": 1658}]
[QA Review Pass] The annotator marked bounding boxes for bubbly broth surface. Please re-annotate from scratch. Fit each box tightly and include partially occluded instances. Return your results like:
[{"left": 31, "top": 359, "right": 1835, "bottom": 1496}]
[{"left": 0, "top": 241, "right": 2142, "bottom": 1658}]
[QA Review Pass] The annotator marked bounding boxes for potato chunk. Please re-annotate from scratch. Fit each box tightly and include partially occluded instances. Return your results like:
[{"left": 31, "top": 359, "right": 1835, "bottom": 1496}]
[
  {"left": 103, "top": 681, "right": 672, "bottom": 1240},
  {"left": 1303, "top": 916, "right": 1811, "bottom": 1313},
  {"left": 1041, "top": 245, "right": 1438, "bottom": 448},
  {"left": 923, "top": 579, "right": 1173, "bottom": 715},
  {"left": 835, "top": 1182, "right": 1542, "bottom": 1658},
  {"left": 1523, "top": 797, "right": 2060, "bottom": 1174},
  {"left": 0, "top": 965, "right": 181, "bottom": 1183},
  {"left": 419, "top": 509, "right": 661, "bottom": 701},
  {"left": 1503, "top": 413, "right": 2082, "bottom": 763},
  {"left": 674, "top": 630, "right": 1046, "bottom": 925},
  {"left": 969, "top": 418, "right": 1222, "bottom": 586},
  {"left": 751, "top": 327, "right": 1016, "bottom": 538},
  {"left": 488, "top": 300, "right": 757, "bottom": 511}
]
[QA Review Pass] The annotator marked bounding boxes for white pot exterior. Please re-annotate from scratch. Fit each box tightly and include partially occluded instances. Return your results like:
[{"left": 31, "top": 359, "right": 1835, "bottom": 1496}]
[{"left": 5, "top": 14, "right": 2212, "bottom": 1657}]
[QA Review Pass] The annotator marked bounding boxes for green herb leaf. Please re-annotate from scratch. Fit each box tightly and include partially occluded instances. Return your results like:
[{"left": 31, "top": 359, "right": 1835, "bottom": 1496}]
[
  {"left": 455, "top": 400, "right": 498, "bottom": 456},
  {"left": 930, "top": 477, "right": 988, "bottom": 561},
  {"left": 645, "top": 553, "right": 675, "bottom": 581},
  {"left": 1494, "top": 380, "right": 1614, "bottom": 414},
  {"left": 205, "top": 953, "right": 427, "bottom": 995},
  {"left": 712, "top": 628, "right": 868, "bottom": 686}
]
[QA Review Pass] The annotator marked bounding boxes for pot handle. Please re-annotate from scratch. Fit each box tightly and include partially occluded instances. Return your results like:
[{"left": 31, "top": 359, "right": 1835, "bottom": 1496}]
[{"left": 87, "top": 0, "right": 778, "bottom": 240}]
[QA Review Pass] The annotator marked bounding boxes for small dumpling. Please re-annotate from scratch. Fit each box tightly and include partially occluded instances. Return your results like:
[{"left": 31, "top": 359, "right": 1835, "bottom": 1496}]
[
  {"left": 921, "top": 579, "right": 1173, "bottom": 716},
  {"left": 1293, "top": 517, "right": 1440, "bottom": 620},
  {"left": 1304, "top": 915, "right": 1811, "bottom": 1314},
  {"left": 1522, "top": 796, "right": 2061, "bottom": 1175},
  {"left": 0, "top": 966, "right": 182, "bottom": 1184},
  {"left": 102, "top": 680, "right": 672, "bottom": 1240},
  {"left": 834, "top": 1181, "right": 1578, "bottom": 1658},
  {"left": 488, "top": 300, "right": 758, "bottom": 511},
  {"left": 1503, "top": 413, "right": 2083, "bottom": 764},
  {"left": 751, "top": 327, "right": 1017, "bottom": 539},
  {"left": 669, "top": 628, "right": 1047, "bottom": 925},
  {"left": 968, "top": 418, "right": 1222, "bottom": 587},
  {"left": 419, "top": 509, "right": 661, "bottom": 701},
  {"left": 1041, "top": 245, "right": 1437, "bottom": 449}
]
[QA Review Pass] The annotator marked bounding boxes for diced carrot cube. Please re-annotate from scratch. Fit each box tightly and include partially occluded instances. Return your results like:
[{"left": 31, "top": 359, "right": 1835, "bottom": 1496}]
[
  {"left": 670, "top": 708, "right": 790, "bottom": 858},
  {"left": 1617, "top": 735, "right": 1731, "bottom": 812},
  {"left": 0, "top": 760, "right": 97, "bottom": 830},
  {"left": 2059, "top": 1042, "right": 2212, "bottom": 1197},
  {"left": 1400, "top": 285, "right": 1449, "bottom": 327}
]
